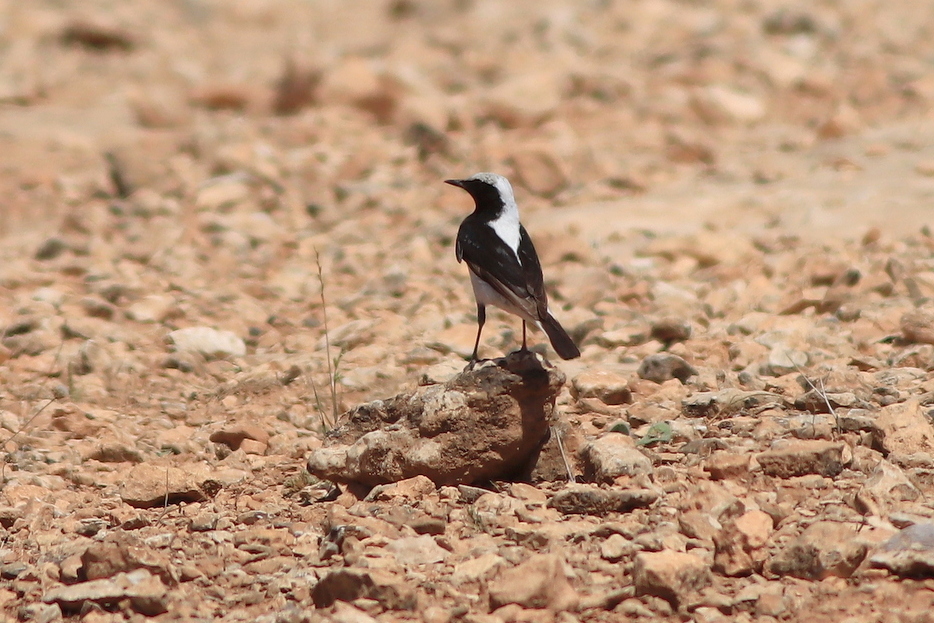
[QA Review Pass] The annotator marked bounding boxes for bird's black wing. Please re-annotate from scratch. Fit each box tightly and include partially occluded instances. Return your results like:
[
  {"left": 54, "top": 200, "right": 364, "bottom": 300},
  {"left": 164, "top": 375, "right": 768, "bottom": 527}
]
[
  {"left": 516, "top": 224, "right": 549, "bottom": 317},
  {"left": 456, "top": 217, "right": 544, "bottom": 319}
]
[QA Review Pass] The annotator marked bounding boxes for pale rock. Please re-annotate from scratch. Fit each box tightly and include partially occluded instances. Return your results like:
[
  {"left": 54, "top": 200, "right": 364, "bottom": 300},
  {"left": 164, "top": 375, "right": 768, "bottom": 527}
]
[
  {"left": 330, "top": 602, "right": 380, "bottom": 623},
  {"left": 757, "top": 440, "right": 850, "bottom": 478},
  {"left": 483, "top": 72, "right": 563, "bottom": 128},
  {"left": 509, "top": 149, "right": 568, "bottom": 197},
  {"left": 195, "top": 178, "right": 250, "bottom": 211},
  {"left": 167, "top": 327, "right": 246, "bottom": 359},
  {"left": 870, "top": 523, "right": 934, "bottom": 577},
  {"left": 766, "top": 346, "right": 809, "bottom": 376},
  {"left": 318, "top": 56, "right": 397, "bottom": 122},
  {"left": 871, "top": 399, "right": 934, "bottom": 457},
  {"left": 509, "top": 482, "right": 548, "bottom": 505},
  {"left": 119, "top": 464, "right": 208, "bottom": 508},
  {"left": 767, "top": 521, "right": 867, "bottom": 580},
  {"left": 579, "top": 434, "right": 653, "bottom": 482},
  {"left": 571, "top": 370, "right": 632, "bottom": 405},
  {"left": 452, "top": 553, "right": 505, "bottom": 584},
  {"left": 704, "top": 452, "right": 750, "bottom": 480},
  {"left": 419, "top": 360, "right": 464, "bottom": 385},
  {"left": 366, "top": 475, "right": 437, "bottom": 503},
  {"left": 228, "top": 211, "right": 283, "bottom": 244},
  {"left": 385, "top": 535, "right": 448, "bottom": 566},
  {"left": 678, "top": 511, "right": 721, "bottom": 541},
  {"left": 633, "top": 551, "right": 711, "bottom": 608},
  {"left": 31, "top": 287, "right": 65, "bottom": 307},
  {"left": 316, "top": 319, "right": 376, "bottom": 350},
  {"left": 854, "top": 460, "right": 920, "bottom": 516},
  {"left": 239, "top": 439, "right": 267, "bottom": 455},
  {"left": 692, "top": 85, "right": 766, "bottom": 125},
  {"left": 713, "top": 510, "right": 773, "bottom": 576},
  {"left": 488, "top": 553, "right": 579, "bottom": 611},
  {"left": 125, "top": 294, "right": 176, "bottom": 323},
  {"left": 600, "top": 533, "right": 630, "bottom": 562},
  {"left": 42, "top": 569, "right": 168, "bottom": 616},
  {"left": 209, "top": 422, "right": 269, "bottom": 450},
  {"left": 80, "top": 533, "right": 177, "bottom": 584}
]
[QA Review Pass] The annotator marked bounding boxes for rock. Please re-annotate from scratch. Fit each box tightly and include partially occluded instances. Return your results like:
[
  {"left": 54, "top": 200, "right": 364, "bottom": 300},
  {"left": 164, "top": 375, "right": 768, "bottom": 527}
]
[
  {"left": 483, "top": 72, "right": 563, "bottom": 128},
  {"left": 633, "top": 551, "right": 711, "bottom": 608},
  {"left": 871, "top": 523, "right": 934, "bottom": 577},
  {"left": 35, "top": 237, "right": 68, "bottom": 260},
  {"left": 312, "top": 568, "right": 415, "bottom": 610},
  {"left": 901, "top": 295, "right": 934, "bottom": 329},
  {"left": 488, "top": 553, "right": 579, "bottom": 611},
  {"left": 366, "top": 475, "right": 437, "bottom": 502},
  {"left": 650, "top": 319, "right": 692, "bottom": 343},
  {"left": 166, "top": 327, "right": 246, "bottom": 359},
  {"left": 547, "top": 484, "right": 658, "bottom": 516},
  {"left": 600, "top": 534, "right": 631, "bottom": 562},
  {"left": 272, "top": 56, "right": 320, "bottom": 116},
  {"left": 704, "top": 452, "right": 750, "bottom": 480},
  {"left": 81, "top": 533, "right": 176, "bottom": 584},
  {"left": 452, "top": 553, "right": 506, "bottom": 584},
  {"left": 385, "top": 535, "right": 448, "bottom": 566},
  {"left": 713, "top": 511, "right": 773, "bottom": 576},
  {"left": 571, "top": 370, "right": 632, "bottom": 405},
  {"left": 765, "top": 346, "right": 808, "bottom": 376},
  {"left": 854, "top": 460, "right": 920, "bottom": 518},
  {"left": 509, "top": 149, "right": 568, "bottom": 197},
  {"left": 767, "top": 521, "right": 867, "bottom": 580},
  {"left": 119, "top": 464, "right": 211, "bottom": 508},
  {"left": 638, "top": 354, "right": 697, "bottom": 384},
  {"left": 209, "top": 422, "right": 270, "bottom": 451},
  {"left": 43, "top": 569, "right": 168, "bottom": 616},
  {"left": 679, "top": 511, "right": 721, "bottom": 541},
  {"left": 195, "top": 178, "right": 250, "bottom": 211},
  {"left": 60, "top": 19, "right": 135, "bottom": 51},
  {"left": 757, "top": 440, "right": 850, "bottom": 478},
  {"left": 329, "top": 602, "right": 380, "bottom": 623},
  {"left": 125, "top": 295, "right": 177, "bottom": 323},
  {"left": 871, "top": 399, "right": 934, "bottom": 457},
  {"left": 306, "top": 353, "right": 564, "bottom": 486},
  {"left": 317, "top": 56, "right": 398, "bottom": 122},
  {"left": 794, "top": 389, "right": 869, "bottom": 413},
  {"left": 681, "top": 389, "right": 783, "bottom": 418},
  {"left": 579, "top": 434, "right": 653, "bottom": 482},
  {"left": 692, "top": 85, "right": 766, "bottom": 125}
]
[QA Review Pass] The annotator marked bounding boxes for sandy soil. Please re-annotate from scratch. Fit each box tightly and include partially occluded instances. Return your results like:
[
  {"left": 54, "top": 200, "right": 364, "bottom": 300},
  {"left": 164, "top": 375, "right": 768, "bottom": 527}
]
[{"left": 3, "top": 0, "right": 934, "bottom": 621}]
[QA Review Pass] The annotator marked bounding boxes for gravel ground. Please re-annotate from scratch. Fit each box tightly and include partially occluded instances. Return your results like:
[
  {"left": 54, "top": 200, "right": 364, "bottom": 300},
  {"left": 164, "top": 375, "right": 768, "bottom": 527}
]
[{"left": 2, "top": 1, "right": 934, "bottom": 621}]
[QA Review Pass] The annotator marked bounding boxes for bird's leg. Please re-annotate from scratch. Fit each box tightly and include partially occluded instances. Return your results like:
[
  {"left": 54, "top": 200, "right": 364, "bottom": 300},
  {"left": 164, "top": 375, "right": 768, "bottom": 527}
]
[
  {"left": 469, "top": 304, "right": 486, "bottom": 365},
  {"left": 521, "top": 320, "right": 528, "bottom": 352}
]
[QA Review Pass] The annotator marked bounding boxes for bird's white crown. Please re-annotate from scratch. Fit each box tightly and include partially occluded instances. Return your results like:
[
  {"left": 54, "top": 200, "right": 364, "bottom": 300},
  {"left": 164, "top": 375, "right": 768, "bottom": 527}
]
[{"left": 467, "top": 172, "right": 518, "bottom": 213}]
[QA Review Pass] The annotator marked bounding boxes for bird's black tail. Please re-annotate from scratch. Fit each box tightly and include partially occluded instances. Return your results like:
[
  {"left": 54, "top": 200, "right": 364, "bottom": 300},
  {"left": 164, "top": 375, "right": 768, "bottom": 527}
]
[{"left": 541, "top": 313, "right": 581, "bottom": 360}]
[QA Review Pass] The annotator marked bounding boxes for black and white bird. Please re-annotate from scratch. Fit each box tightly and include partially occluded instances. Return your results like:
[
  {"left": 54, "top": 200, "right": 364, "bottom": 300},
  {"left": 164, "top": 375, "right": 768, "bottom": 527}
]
[{"left": 446, "top": 172, "right": 581, "bottom": 362}]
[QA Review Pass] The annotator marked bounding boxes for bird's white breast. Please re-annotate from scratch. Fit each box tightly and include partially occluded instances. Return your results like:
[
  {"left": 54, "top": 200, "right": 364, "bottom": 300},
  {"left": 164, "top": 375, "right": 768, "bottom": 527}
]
[{"left": 487, "top": 202, "right": 521, "bottom": 262}]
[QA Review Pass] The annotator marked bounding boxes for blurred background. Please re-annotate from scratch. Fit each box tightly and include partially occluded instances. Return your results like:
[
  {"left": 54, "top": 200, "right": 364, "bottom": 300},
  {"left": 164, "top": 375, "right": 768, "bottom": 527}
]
[{"left": 3, "top": 0, "right": 934, "bottom": 243}]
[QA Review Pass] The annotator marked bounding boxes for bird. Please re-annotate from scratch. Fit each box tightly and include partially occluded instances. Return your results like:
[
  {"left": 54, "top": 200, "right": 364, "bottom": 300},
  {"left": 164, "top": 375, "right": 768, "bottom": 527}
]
[{"left": 446, "top": 172, "right": 581, "bottom": 362}]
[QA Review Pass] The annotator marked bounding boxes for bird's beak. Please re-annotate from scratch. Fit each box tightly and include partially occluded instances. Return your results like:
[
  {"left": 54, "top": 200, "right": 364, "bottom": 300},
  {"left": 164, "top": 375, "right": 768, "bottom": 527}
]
[{"left": 444, "top": 179, "right": 465, "bottom": 188}]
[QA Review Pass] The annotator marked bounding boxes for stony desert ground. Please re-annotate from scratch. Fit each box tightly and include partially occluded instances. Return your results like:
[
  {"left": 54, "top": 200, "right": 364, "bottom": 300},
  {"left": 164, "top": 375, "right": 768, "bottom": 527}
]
[{"left": 3, "top": 0, "right": 934, "bottom": 621}]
